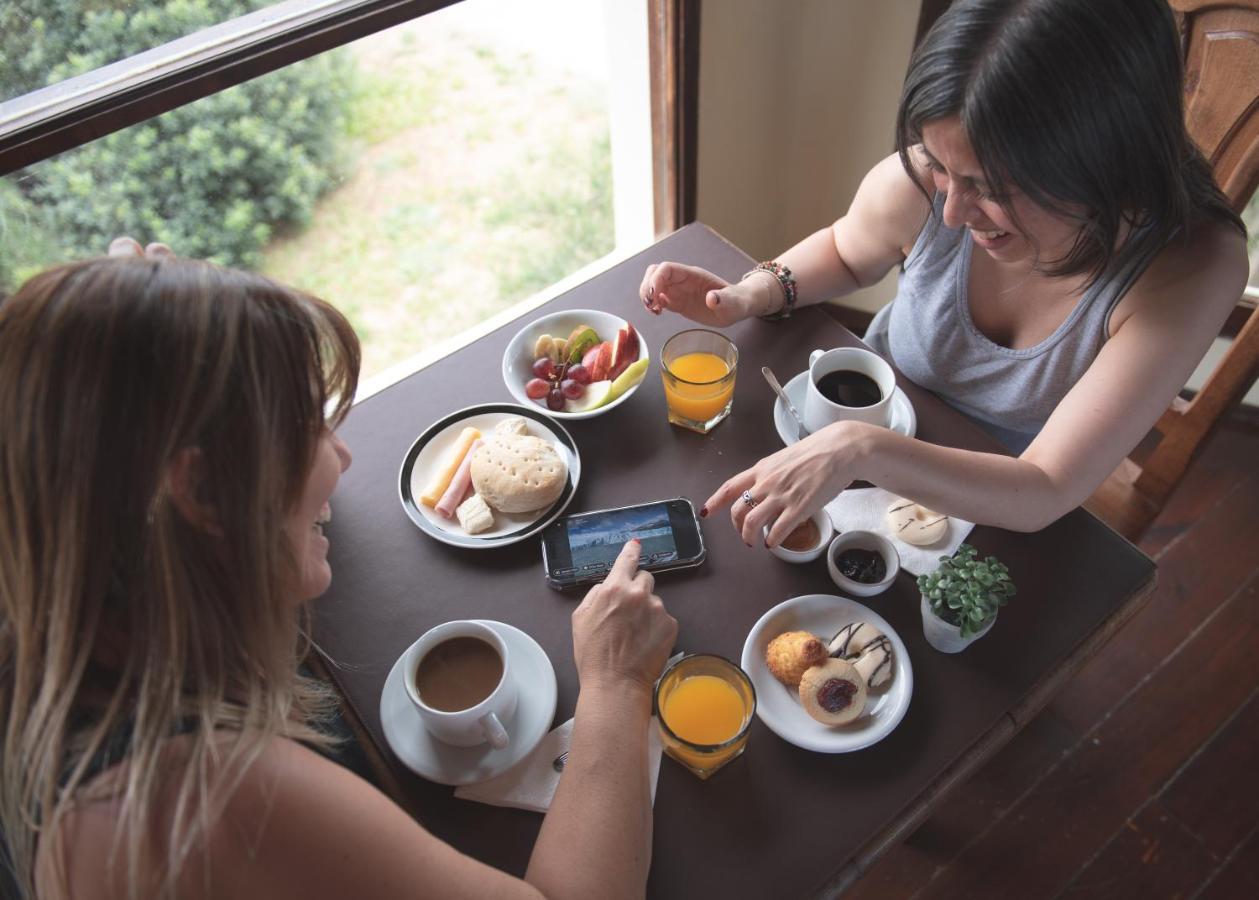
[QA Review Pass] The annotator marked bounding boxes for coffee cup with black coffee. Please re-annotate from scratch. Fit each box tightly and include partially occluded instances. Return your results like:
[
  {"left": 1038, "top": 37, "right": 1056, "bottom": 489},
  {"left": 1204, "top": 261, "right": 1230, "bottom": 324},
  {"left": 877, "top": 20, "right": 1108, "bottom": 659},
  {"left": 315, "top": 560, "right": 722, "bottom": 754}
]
[
  {"left": 802, "top": 347, "right": 896, "bottom": 434},
  {"left": 404, "top": 620, "right": 519, "bottom": 749}
]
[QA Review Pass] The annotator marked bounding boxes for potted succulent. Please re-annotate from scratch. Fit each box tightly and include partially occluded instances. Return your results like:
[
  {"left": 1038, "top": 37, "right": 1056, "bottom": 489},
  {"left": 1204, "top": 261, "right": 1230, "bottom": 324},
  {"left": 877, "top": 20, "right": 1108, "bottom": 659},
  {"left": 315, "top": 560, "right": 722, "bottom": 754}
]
[{"left": 916, "top": 544, "right": 1016, "bottom": 653}]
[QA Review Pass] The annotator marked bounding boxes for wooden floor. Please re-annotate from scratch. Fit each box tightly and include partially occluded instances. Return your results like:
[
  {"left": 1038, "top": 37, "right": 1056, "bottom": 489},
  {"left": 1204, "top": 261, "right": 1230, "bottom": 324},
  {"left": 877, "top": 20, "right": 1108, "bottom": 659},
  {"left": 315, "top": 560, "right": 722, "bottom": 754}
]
[{"left": 844, "top": 412, "right": 1259, "bottom": 900}]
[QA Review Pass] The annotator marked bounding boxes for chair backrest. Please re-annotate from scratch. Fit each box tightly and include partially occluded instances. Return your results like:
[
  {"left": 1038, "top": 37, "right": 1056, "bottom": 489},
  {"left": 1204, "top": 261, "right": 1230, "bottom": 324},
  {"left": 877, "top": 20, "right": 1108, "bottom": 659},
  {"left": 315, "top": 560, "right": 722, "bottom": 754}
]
[{"left": 1087, "top": 0, "right": 1259, "bottom": 539}]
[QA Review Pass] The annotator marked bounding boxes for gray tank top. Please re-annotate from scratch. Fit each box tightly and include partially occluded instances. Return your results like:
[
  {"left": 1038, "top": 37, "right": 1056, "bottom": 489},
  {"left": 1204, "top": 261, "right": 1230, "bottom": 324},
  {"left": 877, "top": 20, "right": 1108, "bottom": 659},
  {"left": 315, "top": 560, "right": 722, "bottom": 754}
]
[{"left": 864, "top": 195, "right": 1158, "bottom": 453}]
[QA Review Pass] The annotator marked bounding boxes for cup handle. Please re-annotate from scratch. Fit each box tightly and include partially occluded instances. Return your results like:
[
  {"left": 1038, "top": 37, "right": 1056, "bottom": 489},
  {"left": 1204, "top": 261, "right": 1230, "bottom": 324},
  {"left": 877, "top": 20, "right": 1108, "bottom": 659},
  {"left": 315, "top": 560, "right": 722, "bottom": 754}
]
[
  {"left": 809, "top": 349, "right": 824, "bottom": 367},
  {"left": 480, "top": 711, "right": 510, "bottom": 750}
]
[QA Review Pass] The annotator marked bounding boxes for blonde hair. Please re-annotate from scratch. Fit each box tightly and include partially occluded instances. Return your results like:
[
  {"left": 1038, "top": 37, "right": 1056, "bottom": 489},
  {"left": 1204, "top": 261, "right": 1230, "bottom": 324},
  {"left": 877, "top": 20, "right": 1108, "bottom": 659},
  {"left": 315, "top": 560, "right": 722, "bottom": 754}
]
[{"left": 0, "top": 256, "right": 360, "bottom": 898}]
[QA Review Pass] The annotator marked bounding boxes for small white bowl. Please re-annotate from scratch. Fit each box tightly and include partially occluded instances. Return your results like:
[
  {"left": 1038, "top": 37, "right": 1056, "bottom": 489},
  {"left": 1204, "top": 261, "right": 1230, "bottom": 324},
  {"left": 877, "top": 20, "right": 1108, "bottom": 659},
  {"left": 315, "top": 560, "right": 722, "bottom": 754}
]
[
  {"left": 765, "top": 510, "right": 834, "bottom": 564},
  {"left": 502, "top": 308, "right": 650, "bottom": 420},
  {"left": 826, "top": 530, "right": 900, "bottom": 597}
]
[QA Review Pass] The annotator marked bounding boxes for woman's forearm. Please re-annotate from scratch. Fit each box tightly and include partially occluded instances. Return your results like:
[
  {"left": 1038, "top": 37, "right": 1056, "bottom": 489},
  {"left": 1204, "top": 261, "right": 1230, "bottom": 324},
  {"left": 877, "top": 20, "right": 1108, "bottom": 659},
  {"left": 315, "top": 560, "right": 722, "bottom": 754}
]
[
  {"left": 526, "top": 683, "right": 654, "bottom": 900},
  {"left": 843, "top": 422, "right": 1074, "bottom": 533}
]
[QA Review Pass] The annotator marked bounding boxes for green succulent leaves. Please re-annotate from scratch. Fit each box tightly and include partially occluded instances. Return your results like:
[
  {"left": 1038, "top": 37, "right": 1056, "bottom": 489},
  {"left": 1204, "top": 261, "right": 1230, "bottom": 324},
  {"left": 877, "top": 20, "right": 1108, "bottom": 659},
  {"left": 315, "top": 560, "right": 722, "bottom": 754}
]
[{"left": 916, "top": 544, "right": 1016, "bottom": 638}]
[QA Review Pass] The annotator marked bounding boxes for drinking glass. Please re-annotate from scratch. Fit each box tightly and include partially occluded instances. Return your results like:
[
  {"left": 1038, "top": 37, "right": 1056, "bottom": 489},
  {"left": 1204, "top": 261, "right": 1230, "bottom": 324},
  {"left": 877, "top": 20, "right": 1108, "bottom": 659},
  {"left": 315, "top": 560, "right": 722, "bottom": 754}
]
[
  {"left": 660, "top": 329, "right": 738, "bottom": 433},
  {"left": 654, "top": 654, "right": 756, "bottom": 780}
]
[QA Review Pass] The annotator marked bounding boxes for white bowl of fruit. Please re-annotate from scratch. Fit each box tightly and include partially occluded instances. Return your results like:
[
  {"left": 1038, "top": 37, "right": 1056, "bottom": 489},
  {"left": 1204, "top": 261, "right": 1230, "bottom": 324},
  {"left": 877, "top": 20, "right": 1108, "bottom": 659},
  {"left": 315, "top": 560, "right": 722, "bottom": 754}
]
[{"left": 502, "top": 309, "right": 649, "bottom": 419}]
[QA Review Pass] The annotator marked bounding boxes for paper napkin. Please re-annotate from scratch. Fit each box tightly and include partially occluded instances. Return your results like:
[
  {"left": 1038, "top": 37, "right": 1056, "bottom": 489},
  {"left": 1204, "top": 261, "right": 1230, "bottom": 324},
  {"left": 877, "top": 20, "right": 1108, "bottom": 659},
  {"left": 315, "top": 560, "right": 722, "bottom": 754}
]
[
  {"left": 824, "top": 487, "right": 974, "bottom": 576},
  {"left": 453, "top": 716, "right": 664, "bottom": 813}
]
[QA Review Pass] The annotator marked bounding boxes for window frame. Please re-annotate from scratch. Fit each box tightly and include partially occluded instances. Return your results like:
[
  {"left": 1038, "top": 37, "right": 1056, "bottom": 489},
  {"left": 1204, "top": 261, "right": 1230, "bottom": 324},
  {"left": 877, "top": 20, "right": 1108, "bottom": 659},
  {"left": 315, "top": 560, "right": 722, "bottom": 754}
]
[{"left": 0, "top": 0, "right": 699, "bottom": 232}]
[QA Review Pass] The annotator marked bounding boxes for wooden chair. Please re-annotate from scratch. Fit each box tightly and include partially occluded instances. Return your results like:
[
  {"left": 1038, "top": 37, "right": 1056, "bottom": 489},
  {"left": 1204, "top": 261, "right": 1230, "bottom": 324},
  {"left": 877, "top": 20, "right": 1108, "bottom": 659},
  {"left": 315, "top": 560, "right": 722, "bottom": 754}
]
[{"left": 1085, "top": 0, "right": 1259, "bottom": 542}]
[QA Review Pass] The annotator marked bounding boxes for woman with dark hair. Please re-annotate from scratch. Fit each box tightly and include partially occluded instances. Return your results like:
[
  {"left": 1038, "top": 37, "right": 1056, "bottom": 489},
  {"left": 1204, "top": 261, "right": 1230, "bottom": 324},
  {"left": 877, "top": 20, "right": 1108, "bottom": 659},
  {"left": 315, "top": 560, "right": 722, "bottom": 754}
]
[
  {"left": 0, "top": 241, "right": 676, "bottom": 899},
  {"left": 641, "top": 0, "right": 1248, "bottom": 544}
]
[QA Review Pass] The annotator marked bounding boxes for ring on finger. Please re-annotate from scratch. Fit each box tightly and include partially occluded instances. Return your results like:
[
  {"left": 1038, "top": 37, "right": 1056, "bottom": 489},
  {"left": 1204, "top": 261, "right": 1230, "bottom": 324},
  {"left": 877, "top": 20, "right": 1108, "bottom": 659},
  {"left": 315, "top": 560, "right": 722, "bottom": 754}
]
[{"left": 741, "top": 489, "right": 759, "bottom": 509}]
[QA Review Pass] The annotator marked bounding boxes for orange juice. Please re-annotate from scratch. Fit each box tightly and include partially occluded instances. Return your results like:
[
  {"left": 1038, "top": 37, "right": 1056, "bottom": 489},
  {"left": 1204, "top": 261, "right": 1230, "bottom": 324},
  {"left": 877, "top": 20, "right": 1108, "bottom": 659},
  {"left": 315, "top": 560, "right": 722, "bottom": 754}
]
[
  {"left": 654, "top": 654, "right": 755, "bottom": 779},
  {"left": 661, "top": 674, "right": 746, "bottom": 745},
  {"left": 663, "top": 351, "right": 735, "bottom": 423}
]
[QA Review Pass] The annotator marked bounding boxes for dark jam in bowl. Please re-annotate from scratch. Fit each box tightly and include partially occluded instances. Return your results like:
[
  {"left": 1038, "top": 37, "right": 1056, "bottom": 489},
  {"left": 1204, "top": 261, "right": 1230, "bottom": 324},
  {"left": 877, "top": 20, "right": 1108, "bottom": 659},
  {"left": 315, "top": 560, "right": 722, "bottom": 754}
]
[{"left": 835, "top": 548, "right": 887, "bottom": 584}]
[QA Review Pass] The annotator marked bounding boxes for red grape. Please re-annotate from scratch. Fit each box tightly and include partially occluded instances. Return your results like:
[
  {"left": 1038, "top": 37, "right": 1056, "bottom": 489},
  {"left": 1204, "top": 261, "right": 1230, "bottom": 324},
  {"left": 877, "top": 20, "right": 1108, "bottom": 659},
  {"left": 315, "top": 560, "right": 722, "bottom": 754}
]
[
  {"left": 560, "top": 379, "right": 585, "bottom": 400},
  {"left": 532, "top": 357, "right": 555, "bottom": 380},
  {"left": 567, "top": 364, "right": 591, "bottom": 384},
  {"left": 525, "top": 378, "right": 550, "bottom": 400},
  {"left": 546, "top": 388, "right": 566, "bottom": 411}
]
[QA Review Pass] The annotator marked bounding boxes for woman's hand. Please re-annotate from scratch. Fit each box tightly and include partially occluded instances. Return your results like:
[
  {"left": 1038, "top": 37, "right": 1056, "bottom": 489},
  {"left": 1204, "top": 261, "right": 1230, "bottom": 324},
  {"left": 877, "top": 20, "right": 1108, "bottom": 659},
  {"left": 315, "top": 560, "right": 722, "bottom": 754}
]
[
  {"left": 704, "top": 421, "right": 869, "bottom": 547},
  {"left": 572, "top": 541, "right": 677, "bottom": 695},
  {"left": 108, "top": 236, "right": 173, "bottom": 258},
  {"left": 639, "top": 262, "right": 775, "bottom": 327}
]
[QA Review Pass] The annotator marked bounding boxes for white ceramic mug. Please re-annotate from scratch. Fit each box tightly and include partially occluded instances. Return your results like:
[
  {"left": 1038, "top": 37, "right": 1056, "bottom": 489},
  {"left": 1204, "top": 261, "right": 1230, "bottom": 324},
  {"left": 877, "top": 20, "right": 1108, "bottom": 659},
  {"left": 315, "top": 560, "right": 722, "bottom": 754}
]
[
  {"left": 802, "top": 347, "right": 896, "bottom": 434},
  {"left": 404, "top": 620, "right": 518, "bottom": 749}
]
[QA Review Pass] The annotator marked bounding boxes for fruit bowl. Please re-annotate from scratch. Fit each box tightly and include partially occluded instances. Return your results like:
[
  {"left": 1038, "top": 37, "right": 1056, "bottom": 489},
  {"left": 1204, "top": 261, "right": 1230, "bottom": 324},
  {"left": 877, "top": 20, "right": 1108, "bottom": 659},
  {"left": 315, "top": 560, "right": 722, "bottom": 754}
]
[{"left": 502, "top": 308, "right": 650, "bottom": 420}]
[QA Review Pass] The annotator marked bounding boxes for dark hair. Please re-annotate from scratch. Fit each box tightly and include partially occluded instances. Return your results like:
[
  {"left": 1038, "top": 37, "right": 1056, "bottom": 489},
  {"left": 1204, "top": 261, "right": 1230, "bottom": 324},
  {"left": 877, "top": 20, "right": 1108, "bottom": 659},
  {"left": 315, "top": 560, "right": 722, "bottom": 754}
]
[{"left": 896, "top": 0, "right": 1244, "bottom": 287}]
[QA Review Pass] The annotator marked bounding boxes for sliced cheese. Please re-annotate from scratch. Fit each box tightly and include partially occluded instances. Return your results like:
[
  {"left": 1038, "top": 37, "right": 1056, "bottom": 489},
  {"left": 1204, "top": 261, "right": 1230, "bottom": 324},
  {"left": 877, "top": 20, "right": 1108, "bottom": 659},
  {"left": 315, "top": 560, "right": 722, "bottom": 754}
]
[{"left": 420, "top": 426, "right": 481, "bottom": 507}]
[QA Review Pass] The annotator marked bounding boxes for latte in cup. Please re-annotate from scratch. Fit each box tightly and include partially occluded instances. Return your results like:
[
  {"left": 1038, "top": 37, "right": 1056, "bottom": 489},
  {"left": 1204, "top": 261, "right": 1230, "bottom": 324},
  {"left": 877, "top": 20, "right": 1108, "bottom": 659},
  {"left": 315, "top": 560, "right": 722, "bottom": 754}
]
[
  {"left": 415, "top": 636, "right": 504, "bottom": 712},
  {"left": 403, "top": 619, "right": 519, "bottom": 749}
]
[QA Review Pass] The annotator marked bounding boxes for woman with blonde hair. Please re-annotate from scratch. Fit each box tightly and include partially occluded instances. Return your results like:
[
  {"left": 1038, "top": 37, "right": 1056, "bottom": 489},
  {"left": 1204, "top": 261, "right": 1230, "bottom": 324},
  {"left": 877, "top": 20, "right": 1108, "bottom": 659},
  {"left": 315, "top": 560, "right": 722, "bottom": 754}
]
[{"left": 0, "top": 245, "right": 675, "bottom": 899}]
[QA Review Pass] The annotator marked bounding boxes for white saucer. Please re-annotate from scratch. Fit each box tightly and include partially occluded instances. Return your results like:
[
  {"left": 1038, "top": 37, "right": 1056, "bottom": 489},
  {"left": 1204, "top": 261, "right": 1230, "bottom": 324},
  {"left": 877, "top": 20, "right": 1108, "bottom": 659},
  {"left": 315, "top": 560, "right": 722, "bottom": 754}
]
[
  {"left": 380, "top": 620, "right": 558, "bottom": 785},
  {"left": 773, "top": 370, "right": 917, "bottom": 445},
  {"left": 740, "top": 594, "right": 913, "bottom": 753}
]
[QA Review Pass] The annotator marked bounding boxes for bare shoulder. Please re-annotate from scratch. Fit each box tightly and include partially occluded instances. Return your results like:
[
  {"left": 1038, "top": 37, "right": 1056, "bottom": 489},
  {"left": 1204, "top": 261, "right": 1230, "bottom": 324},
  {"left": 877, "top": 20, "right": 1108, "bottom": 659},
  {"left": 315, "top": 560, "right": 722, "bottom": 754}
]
[
  {"left": 835, "top": 151, "right": 935, "bottom": 283},
  {"left": 850, "top": 151, "right": 935, "bottom": 251},
  {"left": 1110, "top": 218, "right": 1249, "bottom": 334}
]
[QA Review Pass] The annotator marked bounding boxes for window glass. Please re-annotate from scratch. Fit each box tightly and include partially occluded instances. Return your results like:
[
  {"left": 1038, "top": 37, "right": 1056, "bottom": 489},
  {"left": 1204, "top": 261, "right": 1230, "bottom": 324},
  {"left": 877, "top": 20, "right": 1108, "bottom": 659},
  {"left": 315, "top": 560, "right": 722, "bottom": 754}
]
[
  {"left": 0, "top": 1, "right": 286, "bottom": 104},
  {"left": 0, "top": 0, "right": 615, "bottom": 381}
]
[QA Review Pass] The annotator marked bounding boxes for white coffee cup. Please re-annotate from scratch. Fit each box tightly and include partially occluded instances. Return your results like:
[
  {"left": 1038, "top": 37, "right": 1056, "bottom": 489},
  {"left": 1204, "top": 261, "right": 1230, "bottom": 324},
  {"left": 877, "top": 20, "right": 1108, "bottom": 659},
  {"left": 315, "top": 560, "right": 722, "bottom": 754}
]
[
  {"left": 802, "top": 347, "right": 896, "bottom": 434},
  {"left": 404, "top": 620, "right": 518, "bottom": 749}
]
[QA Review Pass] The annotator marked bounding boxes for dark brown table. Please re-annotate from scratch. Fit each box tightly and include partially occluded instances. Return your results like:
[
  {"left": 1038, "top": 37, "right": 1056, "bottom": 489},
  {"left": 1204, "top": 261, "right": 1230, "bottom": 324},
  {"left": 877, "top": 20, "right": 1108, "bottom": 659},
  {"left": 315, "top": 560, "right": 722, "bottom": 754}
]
[{"left": 311, "top": 223, "right": 1156, "bottom": 898}]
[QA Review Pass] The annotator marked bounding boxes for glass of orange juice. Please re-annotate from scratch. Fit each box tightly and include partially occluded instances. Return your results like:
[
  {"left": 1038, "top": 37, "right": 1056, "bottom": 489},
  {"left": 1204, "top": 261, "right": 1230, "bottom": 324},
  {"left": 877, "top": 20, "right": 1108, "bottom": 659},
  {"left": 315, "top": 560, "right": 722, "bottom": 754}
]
[
  {"left": 660, "top": 329, "right": 738, "bottom": 433},
  {"left": 654, "top": 654, "right": 756, "bottom": 780}
]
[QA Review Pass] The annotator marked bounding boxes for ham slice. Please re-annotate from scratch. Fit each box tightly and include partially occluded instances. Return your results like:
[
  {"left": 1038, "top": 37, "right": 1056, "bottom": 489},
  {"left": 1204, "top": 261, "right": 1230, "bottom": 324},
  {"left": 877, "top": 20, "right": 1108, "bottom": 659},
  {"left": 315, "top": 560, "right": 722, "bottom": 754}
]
[{"left": 436, "top": 439, "right": 483, "bottom": 518}]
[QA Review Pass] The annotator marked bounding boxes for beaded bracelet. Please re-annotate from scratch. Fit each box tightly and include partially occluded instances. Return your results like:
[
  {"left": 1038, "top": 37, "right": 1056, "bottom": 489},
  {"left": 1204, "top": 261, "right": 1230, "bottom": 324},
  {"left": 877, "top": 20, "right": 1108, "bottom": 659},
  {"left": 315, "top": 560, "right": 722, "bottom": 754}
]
[{"left": 742, "top": 260, "right": 798, "bottom": 321}]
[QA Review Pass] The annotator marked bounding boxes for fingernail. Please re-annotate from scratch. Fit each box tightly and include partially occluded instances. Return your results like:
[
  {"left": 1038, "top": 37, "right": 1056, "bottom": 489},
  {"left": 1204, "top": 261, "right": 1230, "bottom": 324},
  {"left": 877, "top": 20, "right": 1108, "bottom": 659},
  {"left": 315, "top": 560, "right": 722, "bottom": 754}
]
[{"left": 699, "top": 506, "right": 708, "bottom": 518}]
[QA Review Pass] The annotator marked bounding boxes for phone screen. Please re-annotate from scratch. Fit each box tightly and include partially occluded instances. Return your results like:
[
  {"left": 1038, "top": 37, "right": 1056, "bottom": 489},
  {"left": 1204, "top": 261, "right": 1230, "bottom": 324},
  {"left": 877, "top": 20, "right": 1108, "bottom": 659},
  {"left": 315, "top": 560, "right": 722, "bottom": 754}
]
[
  {"left": 542, "top": 499, "right": 704, "bottom": 586},
  {"left": 568, "top": 501, "right": 680, "bottom": 568}
]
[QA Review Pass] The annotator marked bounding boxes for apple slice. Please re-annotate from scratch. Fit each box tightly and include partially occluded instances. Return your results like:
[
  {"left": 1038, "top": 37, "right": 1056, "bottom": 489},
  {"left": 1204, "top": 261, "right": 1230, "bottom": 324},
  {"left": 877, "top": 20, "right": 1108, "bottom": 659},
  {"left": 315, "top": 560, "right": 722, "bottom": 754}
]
[
  {"left": 588, "top": 341, "right": 613, "bottom": 382},
  {"left": 566, "top": 380, "right": 613, "bottom": 413},
  {"left": 608, "top": 322, "right": 640, "bottom": 381},
  {"left": 594, "top": 358, "right": 649, "bottom": 408}
]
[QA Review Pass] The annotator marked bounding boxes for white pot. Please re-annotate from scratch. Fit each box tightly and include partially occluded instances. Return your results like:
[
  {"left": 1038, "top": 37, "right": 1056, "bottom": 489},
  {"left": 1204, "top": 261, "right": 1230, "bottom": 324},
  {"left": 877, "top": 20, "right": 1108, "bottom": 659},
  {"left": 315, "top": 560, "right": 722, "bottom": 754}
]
[{"left": 920, "top": 594, "right": 995, "bottom": 653}]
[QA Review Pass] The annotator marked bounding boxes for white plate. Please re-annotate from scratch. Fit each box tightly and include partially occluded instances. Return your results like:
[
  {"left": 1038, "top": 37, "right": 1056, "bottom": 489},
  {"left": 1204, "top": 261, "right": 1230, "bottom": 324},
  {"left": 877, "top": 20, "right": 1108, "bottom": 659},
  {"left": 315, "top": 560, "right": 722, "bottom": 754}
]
[
  {"left": 774, "top": 370, "right": 917, "bottom": 445},
  {"left": 399, "top": 403, "right": 581, "bottom": 548},
  {"left": 380, "top": 620, "right": 558, "bottom": 786},
  {"left": 740, "top": 593, "right": 913, "bottom": 753},
  {"left": 501, "top": 308, "right": 650, "bottom": 420}
]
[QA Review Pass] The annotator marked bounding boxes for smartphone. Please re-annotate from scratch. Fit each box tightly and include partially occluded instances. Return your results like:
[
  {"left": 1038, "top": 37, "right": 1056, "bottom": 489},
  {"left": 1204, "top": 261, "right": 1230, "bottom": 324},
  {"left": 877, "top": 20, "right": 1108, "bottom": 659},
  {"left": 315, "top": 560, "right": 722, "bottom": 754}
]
[{"left": 540, "top": 497, "right": 706, "bottom": 590}]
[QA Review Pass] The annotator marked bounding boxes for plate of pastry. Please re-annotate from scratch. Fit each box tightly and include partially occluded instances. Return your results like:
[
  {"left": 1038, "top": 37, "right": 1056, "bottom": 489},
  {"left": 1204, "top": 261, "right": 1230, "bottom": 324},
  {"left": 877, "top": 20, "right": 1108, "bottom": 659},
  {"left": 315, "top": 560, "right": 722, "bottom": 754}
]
[
  {"left": 399, "top": 403, "right": 581, "bottom": 549},
  {"left": 740, "top": 593, "right": 913, "bottom": 753}
]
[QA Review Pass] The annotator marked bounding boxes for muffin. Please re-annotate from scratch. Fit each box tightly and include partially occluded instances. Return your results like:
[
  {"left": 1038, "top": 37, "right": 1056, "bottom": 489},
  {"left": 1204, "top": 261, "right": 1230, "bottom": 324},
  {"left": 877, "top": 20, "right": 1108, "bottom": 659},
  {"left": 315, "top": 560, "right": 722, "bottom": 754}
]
[{"left": 765, "top": 631, "right": 828, "bottom": 687}]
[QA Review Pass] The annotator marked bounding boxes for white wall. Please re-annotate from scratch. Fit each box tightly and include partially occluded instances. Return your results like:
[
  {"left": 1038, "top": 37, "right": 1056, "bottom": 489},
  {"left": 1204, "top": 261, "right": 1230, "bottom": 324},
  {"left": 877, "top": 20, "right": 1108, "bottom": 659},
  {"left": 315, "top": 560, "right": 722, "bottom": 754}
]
[{"left": 695, "top": 0, "right": 921, "bottom": 313}]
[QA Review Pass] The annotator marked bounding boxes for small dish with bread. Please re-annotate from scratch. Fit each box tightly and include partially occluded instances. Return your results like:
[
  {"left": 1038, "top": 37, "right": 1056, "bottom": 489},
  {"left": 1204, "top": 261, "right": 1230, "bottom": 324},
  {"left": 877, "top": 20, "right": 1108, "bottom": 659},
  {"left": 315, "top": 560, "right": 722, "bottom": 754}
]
[
  {"left": 740, "top": 593, "right": 913, "bottom": 753},
  {"left": 399, "top": 403, "right": 581, "bottom": 549}
]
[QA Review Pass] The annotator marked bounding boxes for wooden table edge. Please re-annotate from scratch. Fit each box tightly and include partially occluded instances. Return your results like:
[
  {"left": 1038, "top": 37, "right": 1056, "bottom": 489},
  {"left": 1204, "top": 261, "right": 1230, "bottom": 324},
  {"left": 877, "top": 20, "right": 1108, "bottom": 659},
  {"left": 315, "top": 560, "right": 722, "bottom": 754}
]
[{"left": 810, "top": 567, "right": 1159, "bottom": 899}]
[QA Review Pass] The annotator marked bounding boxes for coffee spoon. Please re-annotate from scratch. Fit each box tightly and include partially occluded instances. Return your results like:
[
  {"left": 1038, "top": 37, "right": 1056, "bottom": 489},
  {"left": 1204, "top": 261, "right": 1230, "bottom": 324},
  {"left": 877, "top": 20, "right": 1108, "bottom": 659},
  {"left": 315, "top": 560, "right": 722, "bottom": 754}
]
[{"left": 761, "top": 366, "right": 808, "bottom": 441}]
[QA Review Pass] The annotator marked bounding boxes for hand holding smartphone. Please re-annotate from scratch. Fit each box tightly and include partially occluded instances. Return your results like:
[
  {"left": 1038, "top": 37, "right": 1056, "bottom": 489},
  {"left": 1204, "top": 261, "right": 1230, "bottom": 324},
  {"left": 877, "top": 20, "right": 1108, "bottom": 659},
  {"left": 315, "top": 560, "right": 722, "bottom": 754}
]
[{"left": 541, "top": 498, "right": 706, "bottom": 590}]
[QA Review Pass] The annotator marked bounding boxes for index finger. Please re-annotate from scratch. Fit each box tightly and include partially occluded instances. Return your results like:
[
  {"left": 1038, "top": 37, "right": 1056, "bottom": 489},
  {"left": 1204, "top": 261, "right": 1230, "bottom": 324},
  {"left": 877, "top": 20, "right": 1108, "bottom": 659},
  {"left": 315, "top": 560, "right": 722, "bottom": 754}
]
[
  {"left": 606, "top": 539, "right": 642, "bottom": 583},
  {"left": 704, "top": 470, "right": 755, "bottom": 518}
]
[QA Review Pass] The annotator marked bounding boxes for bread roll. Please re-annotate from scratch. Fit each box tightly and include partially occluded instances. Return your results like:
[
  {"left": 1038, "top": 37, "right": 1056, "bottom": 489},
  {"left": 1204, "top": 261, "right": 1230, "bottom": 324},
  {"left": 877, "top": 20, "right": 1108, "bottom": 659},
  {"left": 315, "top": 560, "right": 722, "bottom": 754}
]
[{"left": 470, "top": 434, "right": 567, "bottom": 514}]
